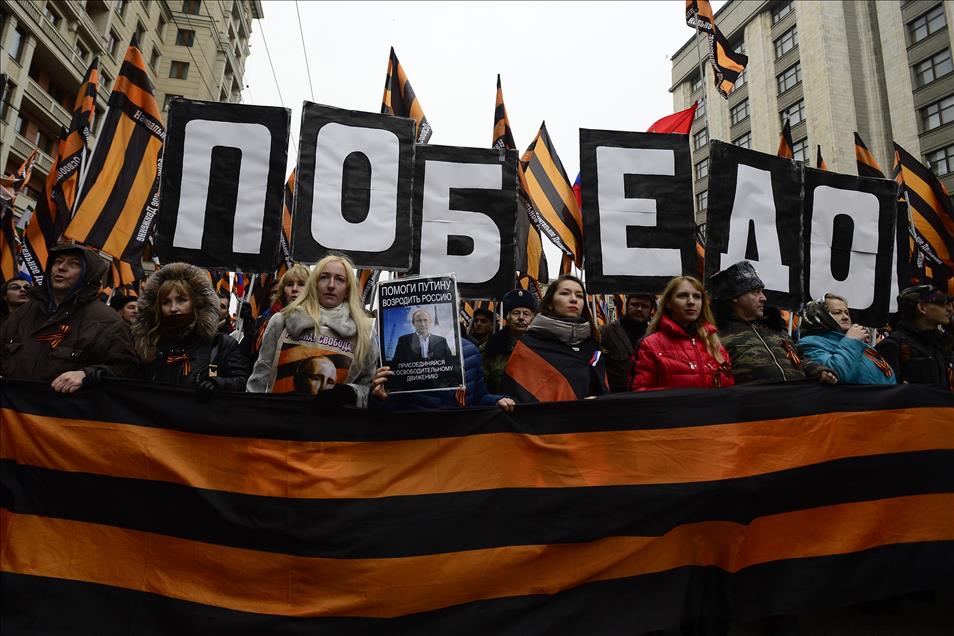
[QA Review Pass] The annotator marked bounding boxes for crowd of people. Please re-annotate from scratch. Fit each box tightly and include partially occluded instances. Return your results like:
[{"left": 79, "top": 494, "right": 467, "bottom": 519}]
[{"left": 2, "top": 244, "right": 952, "bottom": 407}]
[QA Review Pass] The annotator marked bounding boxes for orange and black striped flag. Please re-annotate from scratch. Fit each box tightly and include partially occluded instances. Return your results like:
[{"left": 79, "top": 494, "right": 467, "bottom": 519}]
[
  {"left": 695, "top": 227, "right": 706, "bottom": 278},
  {"left": 816, "top": 146, "right": 828, "bottom": 171},
  {"left": 777, "top": 119, "right": 794, "bottom": 159},
  {"left": 523, "top": 122, "right": 583, "bottom": 268},
  {"left": 277, "top": 168, "right": 295, "bottom": 279},
  {"left": 685, "top": 0, "right": 748, "bottom": 98},
  {"left": 894, "top": 143, "right": 954, "bottom": 293},
  {"left": 854, "top": 132, "right": 885, "bottom": 179},
  {"left": 358, "top": 268, "right": 380, "bottom": 307},
  {"left": 22, "top": 58, "right": 100, "bottom": 283},
  {"left": 381, "top": 47, "right": 432, "bottom": 144},
  {"left": 0, "top": 201, "right": 18, "bottom": 283},
  {"left": 65, "top": 38, "right": 163, "bottom": 265},
  {"left": 3, "top": 380, "right": 954, "bottom": 631},
  {"left": 0, "top": 149, "right": 38, "bottom": 201},
  {"left": 493, "top": 75, "right": 548, "bottom": 285}
]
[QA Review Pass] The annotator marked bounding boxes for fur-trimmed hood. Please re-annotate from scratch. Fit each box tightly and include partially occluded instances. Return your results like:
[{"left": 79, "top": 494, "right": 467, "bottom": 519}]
[{"left": 133, "top": 262, "right": 219, "bottom": 343}]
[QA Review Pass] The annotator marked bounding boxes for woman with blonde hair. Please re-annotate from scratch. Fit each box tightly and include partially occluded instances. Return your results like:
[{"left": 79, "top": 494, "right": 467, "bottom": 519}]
[
  {"left": 247, "top": 254, "right": 377, "bottom": 406},
  {"left": 241, "top": 263, "right": 310, "bottom": 357},
  {"left": 631, "top": 275, "right": 733, "bottom": 390},
  {"left": 133, "top": 263, "right": 250, "bottom": 394}
]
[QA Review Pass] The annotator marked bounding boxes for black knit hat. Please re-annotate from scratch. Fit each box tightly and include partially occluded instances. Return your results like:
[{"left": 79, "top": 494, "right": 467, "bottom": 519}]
[
  {"left": 109, "top": 293, "right": 136, "bottom": 310},
  {"left": 707, "top": 260, "right": 765, "bottom": 301},
  {"left": 502, "top": 289, "right": 538, "bottom": 315}
]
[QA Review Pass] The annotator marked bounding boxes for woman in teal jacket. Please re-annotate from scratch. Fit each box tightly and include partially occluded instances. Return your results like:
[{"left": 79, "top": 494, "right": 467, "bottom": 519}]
[{"left": 796, "top": 294, "right": 895, "bottom": 385}]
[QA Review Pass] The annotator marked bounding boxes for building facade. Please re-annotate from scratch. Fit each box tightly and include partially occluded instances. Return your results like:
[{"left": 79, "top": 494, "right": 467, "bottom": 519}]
[
  {"left": 0, "top": 0, "right": 263, "bottom": 217},
  {"left": 671, "top": 0, "right": 954, "bottom": 227}
]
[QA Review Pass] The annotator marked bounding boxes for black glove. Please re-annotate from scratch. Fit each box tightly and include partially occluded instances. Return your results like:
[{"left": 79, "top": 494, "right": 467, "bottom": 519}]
[
  {"left": 195, "top": 376, "right": 221, "bottom": 402},
  {"left": 311, "top": 383, "right": 358, "bottom": 412}
]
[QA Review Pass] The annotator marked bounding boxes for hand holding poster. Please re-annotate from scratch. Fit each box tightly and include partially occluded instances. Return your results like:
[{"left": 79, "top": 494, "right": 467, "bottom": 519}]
[{"left": 378, "top": 275, "right": 464, "bottom": 393}]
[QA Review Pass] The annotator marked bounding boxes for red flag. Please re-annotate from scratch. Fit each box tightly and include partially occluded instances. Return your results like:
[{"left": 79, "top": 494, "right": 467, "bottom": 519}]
[{"left": 646, "top": 102, "right": 699, "bottom": 134}]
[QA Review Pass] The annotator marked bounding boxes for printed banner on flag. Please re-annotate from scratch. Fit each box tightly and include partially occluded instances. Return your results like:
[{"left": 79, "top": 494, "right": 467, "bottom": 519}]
[
  {"left": 377, "top": 274, "right": 464, "bottom": 393},
  {"left": 580, "top": 129, "right": 696, "bottom": 294},
  {"left": 293, "top": 102, "right": 416, "bottom": 270},
  {"left": 155, "top": 100, "right": 291, "bottom": 272},
  {"left": 705, "top": 141, "right": 804, "bottom": 309},
  {"left": 802, "top": 168, "right": 899, "bottom": 326},
  {"left": 410, "top": 144, "right": 518, "bottom": 299}
]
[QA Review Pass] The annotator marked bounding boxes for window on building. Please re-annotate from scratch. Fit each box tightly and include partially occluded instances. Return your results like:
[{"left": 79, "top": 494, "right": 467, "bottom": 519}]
[
  {"left": 914, "top": 49, "right": 953, "bottom": 88},
  {"left": 118, "top": 0, "right": 130, "bottom": 18},
  {"left": 925, "top": 144, "right": 954, "bottom": 177},
  {"left": 43, "top": 5, "right": 61, "bottom": 29},
  {"left": 733, "top": 68, "right": 747, "bottom": 90},
  {"left": 695, "top": 97, "right": 706, "bottom": 119},
  {"left": 696, "top": 190, "right": 708, "bottom": 212},
  {"left": 150, "top": 47, "right": 161, "bottom": 70},
  {"left": 15, "top": 114, "right": 27, "bottom": 136},
  {"left": 771, "top": 0, "right": 793, "bottom": 24},
  {"left": 157, "top": 15, "right": 167, "bottom": 38},
  {"left": 182, "top": 0, "right": 202, "bottom": 15},
  {"left": 693, "top": 128, "right": 709, "bottom": 150},
  {"left": 163, "top": 93, "right": 183, "bottom": 111},
  {"left": 691, "top": 72, "right": 703, "bottom": 92},
  {"left": 734, "top": 131, "right": 752, "bottom": 149},
  {"left": 234, "top": 43, "right": 242, "bottom": 59},
  {"left": 107, "top": 31, "right": 120, "bottom": 58},
  {"left": 792, "top": 138, "right": 809, "bottom": 162},
  {"left": 695, "top": 158, "right": 709, "bottom": 180},
  {"left": 774, "top": 26, "right": 798, "bottom": 59},
  {"left": 101, "top": 72, "right": 112, "bottom": 93},
  {"left": 781, "top": 99, "right": 806, "bottom": 127},
  {"left": 730, "top": 99, "right": 750, "bottom": 125},
  {"left": 75, "top": 41, "right": 90, "bottom": 64},
  {"left": 908, "top": 4, "right": 946, "bottom": 45},
  {"left": 9, "top": 27, "right": 26, "bottom": 62},
  {"left": 921, "top": 94, "right": 954, "bottom": 132},
  {"left": 733, "top": 40, "right": 746, "bottom": 55},
  {"left": 176, "top": 29, "right": 196, "bottom": 47},
  {"left": 777, "top": 62, "right": 802, "bottom": 94},
  {"left": 135, "top": 22, "right": 146, "bottom": 45},
  {"left": 0, "top": 82, "right": 14, "bottom": 121},
  {"left": 169, "top": 61, "right": 190, "bottom": 80}
]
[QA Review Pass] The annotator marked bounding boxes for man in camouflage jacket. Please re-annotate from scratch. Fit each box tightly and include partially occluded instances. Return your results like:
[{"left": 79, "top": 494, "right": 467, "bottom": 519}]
[{"left": 708, "top": 261, "right": 837, "bottom": 386}]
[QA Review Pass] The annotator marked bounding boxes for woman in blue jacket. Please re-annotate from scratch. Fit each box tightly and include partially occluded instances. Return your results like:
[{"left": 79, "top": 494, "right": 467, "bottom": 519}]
[{"left": 796, "top": 294, "right": 895, "bottom": 385}]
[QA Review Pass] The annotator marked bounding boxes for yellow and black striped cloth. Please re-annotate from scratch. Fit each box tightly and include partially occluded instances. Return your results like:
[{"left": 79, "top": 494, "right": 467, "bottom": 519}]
[
  {"left": 3, "top": 379, "right": 952, "bottom": 633},
  {"left": 0, "top": 150, "right": 38, "bottom": 282},
  {"left": 381, "top": 47, "right": 432, "bottom": 144},
  {"left": 894, "top": 143, "right": 954, "bottom": 293},
  {"left": 685, "top": 0, "right": 748, "bottom": 98},
  {"left": 777, "top": 119, "right": 794, "bottom": 159},
  {"left": 22, "top": 58, "right": 99, "bottom": 283},
  {"left": 855, "top": 132, "right": 885, "bottom": 178},
  {"left": 522, "top": 123, "right": 583, "bottom": 268},
  {"left": 816, "top": 145, "right": 827, "bottom": 171},
  {"left": 65, "top": 39, "right": 163, "bottom": 265},
  {"left": 493, "top": 75, "right": 548, "bottom": 285}
]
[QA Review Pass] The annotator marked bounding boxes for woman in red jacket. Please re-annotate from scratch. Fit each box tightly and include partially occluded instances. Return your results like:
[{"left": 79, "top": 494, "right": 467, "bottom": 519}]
[{"left": 631, "top": 276, "right": 733, "bottom": 390}]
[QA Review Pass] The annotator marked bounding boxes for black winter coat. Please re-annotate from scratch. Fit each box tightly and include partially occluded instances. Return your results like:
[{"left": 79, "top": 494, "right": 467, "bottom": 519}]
[
  {"left": 876, "top": 321, "right": 952, "bottom": 390},
  {"left": 140, "top": 332, "right": 250, "bottom": 391}
]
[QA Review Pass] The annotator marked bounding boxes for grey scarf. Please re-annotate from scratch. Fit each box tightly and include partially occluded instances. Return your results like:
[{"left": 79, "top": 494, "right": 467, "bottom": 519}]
[{"left": 527, "top": 313, "right": 591, "bottom": 347}]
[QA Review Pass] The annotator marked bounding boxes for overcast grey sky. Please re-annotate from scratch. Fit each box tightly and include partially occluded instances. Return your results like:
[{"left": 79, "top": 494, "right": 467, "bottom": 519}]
[{"left": 240, "top": 0, "right": 723, "bottom": 274}]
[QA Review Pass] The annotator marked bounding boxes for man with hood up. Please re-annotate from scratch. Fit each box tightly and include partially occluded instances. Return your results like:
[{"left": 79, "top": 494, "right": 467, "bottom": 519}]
[{"left": 0, "top": 244, "right": 138, "bottom": 392}]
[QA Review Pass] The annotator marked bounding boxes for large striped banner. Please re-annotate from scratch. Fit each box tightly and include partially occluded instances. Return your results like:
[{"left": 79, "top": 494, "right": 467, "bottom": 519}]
[{"left": 2, "top": 379, "right": 953, "bottom": 634}]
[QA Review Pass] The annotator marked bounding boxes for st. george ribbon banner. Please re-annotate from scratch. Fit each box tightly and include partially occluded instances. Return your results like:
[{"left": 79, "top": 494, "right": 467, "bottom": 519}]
[
  {"left": 802, "top": 168, "right": 899, "bottom": 326},
  {"left": 293, "top": 102, "right": 416, "bottom": 270},
  {"left": 2, "top": 378, "right": 953, "bottom": 634},
  {"left": 580, "top": 129, "right": 696, "bottom": 294},
  {"left": 705, "top": 141, "right": 804, "bottom": 309},
  {"left": 410, "top": 144, "right": 518, "bottom": 299},
  {"left": 155, "top": 100, "right": 291, "bottom": 272}
]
